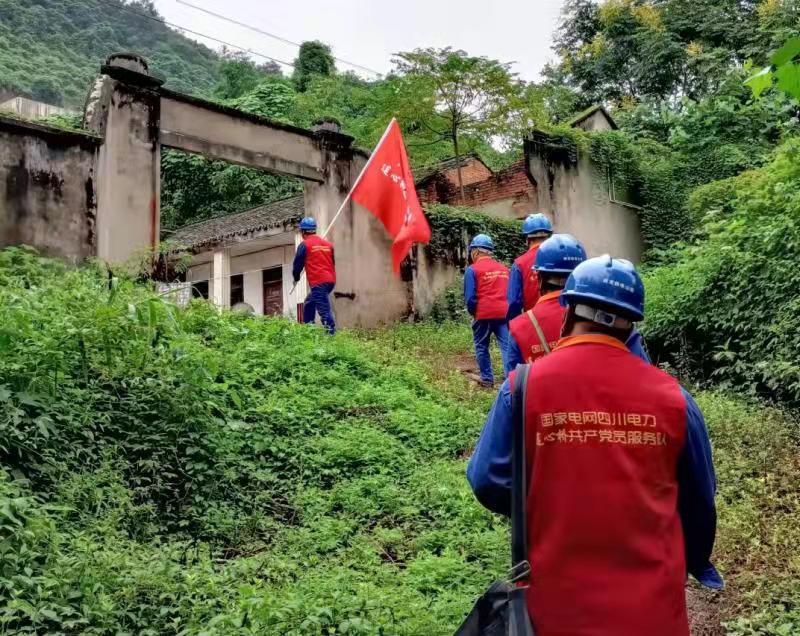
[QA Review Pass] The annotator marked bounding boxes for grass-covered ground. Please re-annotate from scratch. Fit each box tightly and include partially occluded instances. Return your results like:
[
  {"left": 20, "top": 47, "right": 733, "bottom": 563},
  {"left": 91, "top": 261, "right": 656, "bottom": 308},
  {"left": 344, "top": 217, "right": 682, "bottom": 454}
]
[{"left": 0, "top": 248, "right": 797, "bottom": 634}]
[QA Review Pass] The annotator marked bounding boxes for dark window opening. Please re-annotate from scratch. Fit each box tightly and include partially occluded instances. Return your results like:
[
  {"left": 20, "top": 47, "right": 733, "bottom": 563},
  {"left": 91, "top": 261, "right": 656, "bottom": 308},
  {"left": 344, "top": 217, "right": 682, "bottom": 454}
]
[
  {"left": 192, "top": 280, "right": 209, "bottom": 299},
  {"left": 230, "top": 273, "right": 244, "bottom": 306},
  {"left": 263, "top": 267, "right": 282, "bottom": 283}
]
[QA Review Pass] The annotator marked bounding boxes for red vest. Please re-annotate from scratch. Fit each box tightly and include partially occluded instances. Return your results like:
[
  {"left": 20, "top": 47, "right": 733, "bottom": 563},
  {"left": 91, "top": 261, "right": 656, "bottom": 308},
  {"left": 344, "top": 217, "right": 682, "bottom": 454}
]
[
  {"left": 303, "top": 234, "right": 336, "bottom": 287},
  {"left": 472, "top": 256, "right": 510, "bottom": 320},
  {"left": 520, "top": 335, "right": 689, "bottom": 636},
  {"left": 508, "top": 291, "right": 564, "bottom": 363},
  {"left": 514, "top": 246, "right": 541, "bottom": 311}
]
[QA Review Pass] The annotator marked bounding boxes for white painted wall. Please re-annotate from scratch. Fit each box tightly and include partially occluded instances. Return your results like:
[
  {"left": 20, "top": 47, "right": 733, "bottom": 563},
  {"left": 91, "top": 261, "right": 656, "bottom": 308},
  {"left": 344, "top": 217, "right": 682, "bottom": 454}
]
[{"left": 187, "top": 245, "right": 295, "bottom": 317}]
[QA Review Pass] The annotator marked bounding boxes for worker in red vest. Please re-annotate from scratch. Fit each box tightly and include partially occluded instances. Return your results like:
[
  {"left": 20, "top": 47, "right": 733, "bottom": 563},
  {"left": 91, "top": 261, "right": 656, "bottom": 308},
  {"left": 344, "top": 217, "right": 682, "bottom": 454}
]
[
  {"left": 506, "top": 234, "right": 651, "bottom": 367},
  {"left": 292, "top": 217, "right": 336, "bottom": 334},
  {"left": 464, "top": 234, "right": 511, "bottom": 387},
  {"left": 468, "top": 256, "right": 722, "bottom": 636},
  {"left": 506, "top": 213, "right": 553, "bottom": 320}
]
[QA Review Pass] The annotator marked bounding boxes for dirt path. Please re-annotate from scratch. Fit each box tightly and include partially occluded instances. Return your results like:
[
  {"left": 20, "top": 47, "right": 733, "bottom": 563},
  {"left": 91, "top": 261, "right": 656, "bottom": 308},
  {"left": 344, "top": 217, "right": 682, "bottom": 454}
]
[{"left": 687, "top": 584, "right": 725, "bottom": 635}]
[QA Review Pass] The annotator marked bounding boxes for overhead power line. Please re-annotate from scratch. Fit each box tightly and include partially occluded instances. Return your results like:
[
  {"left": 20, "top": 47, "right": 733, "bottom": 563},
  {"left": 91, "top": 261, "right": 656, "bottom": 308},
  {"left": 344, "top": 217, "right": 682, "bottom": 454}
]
[
  {"left": 95, "top": 0, "right": 296, "bottom": 69},
  {"left": 175, "top": 0, "right": 383, "bottom": 77}
]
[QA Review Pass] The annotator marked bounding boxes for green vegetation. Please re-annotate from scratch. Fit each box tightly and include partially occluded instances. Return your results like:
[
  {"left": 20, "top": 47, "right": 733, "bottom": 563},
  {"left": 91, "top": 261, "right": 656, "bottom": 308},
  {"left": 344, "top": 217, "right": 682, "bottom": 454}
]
[
  {"left": 4, "top": 2, "right": 800, "bottom": 630},
  {"left": 550, "top": 0, "right": 796, "bottom": 106},
  {"left": 0, "top": 248, "right": 499, "bottom": 634},
  {"left": 0, "top": 0, "right": 219, "bottom": 106},
  {"left": 643, "top": 137, "right": 800, "bottom": 404},
  {"left": 424, "top": 204, "right": 526, "bottom": 266},
  {"left": 0, "top": 249, "right": 797, "bottom": 634},
  {"left": 292, "top": 41, "right": 336, "bottom": 92}
]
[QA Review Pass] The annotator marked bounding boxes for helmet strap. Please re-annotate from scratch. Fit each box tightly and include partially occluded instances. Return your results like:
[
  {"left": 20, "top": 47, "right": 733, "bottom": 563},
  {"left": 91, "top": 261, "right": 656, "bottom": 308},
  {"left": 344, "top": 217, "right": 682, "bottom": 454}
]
[{"left": 574, "top": 303, "right": 632, "bottom": 330}]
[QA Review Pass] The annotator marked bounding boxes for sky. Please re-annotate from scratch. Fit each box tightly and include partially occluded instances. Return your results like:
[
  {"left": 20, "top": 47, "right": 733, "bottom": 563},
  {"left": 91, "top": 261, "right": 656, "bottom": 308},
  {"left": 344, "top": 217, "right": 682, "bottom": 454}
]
[{"left": 151, "top": 0, "right": 566, "bottom": 82}]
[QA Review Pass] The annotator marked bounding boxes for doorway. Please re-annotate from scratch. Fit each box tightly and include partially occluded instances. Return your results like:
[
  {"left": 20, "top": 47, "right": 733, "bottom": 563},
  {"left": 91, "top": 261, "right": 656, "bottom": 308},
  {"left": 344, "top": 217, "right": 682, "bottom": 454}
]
[{"left": 263, "top": 267, "right": 283, "bottom": 316}]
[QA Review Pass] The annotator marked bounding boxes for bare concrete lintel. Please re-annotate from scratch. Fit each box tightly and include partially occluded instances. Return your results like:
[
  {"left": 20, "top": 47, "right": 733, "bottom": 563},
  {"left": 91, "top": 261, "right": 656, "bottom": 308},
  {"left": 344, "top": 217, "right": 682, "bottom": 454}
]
[{"left": 160, "top": 130, "right": 325, "bottom": 183}]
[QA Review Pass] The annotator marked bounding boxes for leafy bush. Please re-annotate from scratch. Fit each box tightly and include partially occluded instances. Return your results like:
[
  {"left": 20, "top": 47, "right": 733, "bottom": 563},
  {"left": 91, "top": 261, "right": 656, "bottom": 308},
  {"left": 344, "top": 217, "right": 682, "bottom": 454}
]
[
  {"left": 643, "top": 137, "right": 800, "bottom": 403},
  {"left": 0, "top": 247, "right": 797, "bottom": 633},
  {"left": 424, "top": 204, "right": 526, "bottom": 265},
  {"left": 0, "top": 247, "right": 500, "bottom": 634}
]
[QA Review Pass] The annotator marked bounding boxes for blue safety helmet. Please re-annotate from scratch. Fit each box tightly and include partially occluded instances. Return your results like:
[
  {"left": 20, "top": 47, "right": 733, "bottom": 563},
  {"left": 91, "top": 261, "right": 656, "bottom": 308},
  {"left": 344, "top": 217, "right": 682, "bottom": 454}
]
[
  {"left": 521, "top": 213, "right": 553, "bottom": 237},
  {"left": 534, "top": 234, "right": 587, "bottom": 275},
  {"left": 469, "top": 233, "right": 495, "bottom": 252},
  {"left": 559, "top": 255, "right": 645, "bottom": 321},
  {"left": 299, "top": 217, "right": 317, "bottom": 232}
]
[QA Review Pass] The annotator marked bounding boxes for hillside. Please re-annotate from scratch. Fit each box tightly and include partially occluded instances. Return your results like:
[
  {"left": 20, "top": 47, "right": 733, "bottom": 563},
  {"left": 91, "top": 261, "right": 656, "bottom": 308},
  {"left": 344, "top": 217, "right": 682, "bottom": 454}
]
[
  {"left": 0, "top": 0, "right": 219, "bottom": 107},
  {"left": 0, "top": 248, "right": 797, "bottom": 634}
]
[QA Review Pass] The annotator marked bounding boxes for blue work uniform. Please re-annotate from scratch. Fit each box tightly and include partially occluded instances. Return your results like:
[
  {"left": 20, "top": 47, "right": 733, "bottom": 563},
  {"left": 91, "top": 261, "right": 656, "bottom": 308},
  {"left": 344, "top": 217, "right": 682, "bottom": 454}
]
[
  {"left": 466, "top": 366, "right": 723, "bottom": 591},
  {"left": 465, "top": 258, "right": 512, "bottom": 384}
]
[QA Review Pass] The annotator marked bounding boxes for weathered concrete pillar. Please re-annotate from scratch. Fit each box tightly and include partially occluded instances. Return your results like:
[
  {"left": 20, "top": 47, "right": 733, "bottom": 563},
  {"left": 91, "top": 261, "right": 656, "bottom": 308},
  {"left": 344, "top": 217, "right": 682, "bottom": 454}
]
[
  {"left": 290, "top": 232, "right": 307, "bottom": 320},
  {"left": 212, "top": 248, "right": 231, "bottom": 309},
  {"left": 304, "top": 126, "right": 409, "bottom": 328},
  {"left": 85, "top": 54, "right": 162, "bottom": 265}
]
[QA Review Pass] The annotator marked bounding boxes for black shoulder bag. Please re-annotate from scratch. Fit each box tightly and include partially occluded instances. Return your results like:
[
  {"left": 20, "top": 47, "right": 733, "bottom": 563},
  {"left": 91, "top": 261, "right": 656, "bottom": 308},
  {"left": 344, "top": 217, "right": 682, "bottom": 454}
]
[{"left": 454, "top": 365, "right": 535, "bottom": 636}]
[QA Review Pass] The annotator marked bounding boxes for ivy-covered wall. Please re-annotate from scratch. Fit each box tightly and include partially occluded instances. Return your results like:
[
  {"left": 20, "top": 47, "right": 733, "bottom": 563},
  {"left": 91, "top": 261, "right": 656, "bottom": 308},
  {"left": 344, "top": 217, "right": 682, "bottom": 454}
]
[{"left": 423, "top": 203, "right": 526, "bottom": 267}]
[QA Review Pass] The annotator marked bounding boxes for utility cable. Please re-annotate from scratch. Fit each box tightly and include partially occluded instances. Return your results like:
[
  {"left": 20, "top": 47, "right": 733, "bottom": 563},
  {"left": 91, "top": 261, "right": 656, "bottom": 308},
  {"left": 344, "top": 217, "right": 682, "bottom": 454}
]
[
  {"left": 95, "top": 0, "right": 296, "bottom": 68},
  {"left": 175, "top": 0, "right": 383, "bottom": 77}
]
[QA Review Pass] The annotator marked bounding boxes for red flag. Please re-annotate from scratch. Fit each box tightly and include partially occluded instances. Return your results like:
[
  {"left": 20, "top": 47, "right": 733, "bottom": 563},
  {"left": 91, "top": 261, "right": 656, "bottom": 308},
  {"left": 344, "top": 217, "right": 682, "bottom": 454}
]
[{"left": 350, "top": 119, "right": 431, "bottom": 274}]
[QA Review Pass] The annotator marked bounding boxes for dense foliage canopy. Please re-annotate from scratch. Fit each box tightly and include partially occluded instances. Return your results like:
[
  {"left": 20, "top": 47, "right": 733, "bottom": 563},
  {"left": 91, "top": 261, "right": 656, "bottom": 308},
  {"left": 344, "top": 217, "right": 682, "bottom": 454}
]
[{"left": 0, "top": 0, "right": 220, "bottom": 106}]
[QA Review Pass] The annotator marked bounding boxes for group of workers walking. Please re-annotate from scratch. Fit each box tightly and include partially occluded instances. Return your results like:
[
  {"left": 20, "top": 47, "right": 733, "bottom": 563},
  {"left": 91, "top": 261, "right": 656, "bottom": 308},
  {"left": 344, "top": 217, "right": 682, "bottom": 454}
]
[
  {"left": 293, "top": 211, "right": 721, "bottom": 635},
  {"left": 464, "top": 214, "right": 721, "bottom": 635}
]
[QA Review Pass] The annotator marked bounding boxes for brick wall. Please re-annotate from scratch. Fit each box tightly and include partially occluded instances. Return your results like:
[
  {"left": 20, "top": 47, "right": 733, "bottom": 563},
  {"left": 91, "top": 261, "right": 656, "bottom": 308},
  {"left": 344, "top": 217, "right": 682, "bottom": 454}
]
[
  {"left": 442, "top": 158, "right": 492, "bottom": 187},
  {"left": 461, "top": 160, "right": 536, "bottom": 210},
  {"left": 416, "top": 159, "right": 537, "bottom": 220}
]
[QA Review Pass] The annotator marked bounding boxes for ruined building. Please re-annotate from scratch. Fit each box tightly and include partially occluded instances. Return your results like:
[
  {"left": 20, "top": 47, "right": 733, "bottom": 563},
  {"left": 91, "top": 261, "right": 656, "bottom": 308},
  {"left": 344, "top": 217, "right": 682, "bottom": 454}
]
[{"left": 0, "top": 55, "right": 642, "bottom": 325}]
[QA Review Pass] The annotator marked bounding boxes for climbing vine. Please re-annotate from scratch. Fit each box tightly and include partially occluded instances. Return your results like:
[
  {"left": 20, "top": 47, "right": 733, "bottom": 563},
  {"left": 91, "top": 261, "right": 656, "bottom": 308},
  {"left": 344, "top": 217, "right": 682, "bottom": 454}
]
[
  {"left": 424, "top": 204, "right": 526, "bottom": 267},
  {"left": 588, "top": 131, "right": 690, "bottom": 257}
]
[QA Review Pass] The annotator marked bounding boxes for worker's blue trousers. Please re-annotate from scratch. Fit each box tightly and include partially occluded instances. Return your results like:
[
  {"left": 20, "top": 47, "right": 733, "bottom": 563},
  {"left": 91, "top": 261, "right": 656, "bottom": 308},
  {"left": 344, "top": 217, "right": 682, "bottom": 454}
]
[
  {"left": 303, "top": 282, "right": 336, "bottom": 335},
  {"left": 471, "top": 318, "right": 511, "bottom": 384}
]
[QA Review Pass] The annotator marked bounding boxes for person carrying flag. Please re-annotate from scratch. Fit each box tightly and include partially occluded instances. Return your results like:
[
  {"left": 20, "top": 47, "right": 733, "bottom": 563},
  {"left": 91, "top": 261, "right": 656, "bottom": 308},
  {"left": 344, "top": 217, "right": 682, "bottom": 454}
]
[
  {"left": 505, "top": 234, "right": 650, "bottom": 368},
  {"left": 293, "top": 217, "right": 336, "bottom": 335},
  {"left": 464, "top": 234, "right": 511, "bottom": 388},
  {"left": 507, "top": 213, "right": 553, "bottom": 320},
  {"left": 468, "top": 256, "right": 722, "bottom": 636}
]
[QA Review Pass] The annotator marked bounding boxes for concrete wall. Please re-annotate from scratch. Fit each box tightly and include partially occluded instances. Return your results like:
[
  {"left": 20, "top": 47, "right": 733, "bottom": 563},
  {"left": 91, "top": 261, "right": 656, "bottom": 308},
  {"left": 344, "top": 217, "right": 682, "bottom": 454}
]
[
  {"left": 412, "top": 245, "right": 460, "bottom": 316},
  {"left": 0, "top": 115, "right": 100, "bottom": 260},
  {"left": 572, "top": 109, "right": 616, "bottom": 133},
  {"left": 526, "top": 139, "right": 642, "bottom": 262},
  {"left": 186, "top": 244, "right": 295, "bottom": 318},
  {"left": 475, "top": 197, "right": 535, "bottom": 221},
  {"left": 304, "top": 152, "right": 410, "bottom": 328},
  {"left": 160, "top": 92, "right": 325, "bottom": 182},
  {"left": 0, "top": 97, "right": 73, "bottom": 120},
  {"left": 85, "top": 74, "right": 161, "bottom": 264}
]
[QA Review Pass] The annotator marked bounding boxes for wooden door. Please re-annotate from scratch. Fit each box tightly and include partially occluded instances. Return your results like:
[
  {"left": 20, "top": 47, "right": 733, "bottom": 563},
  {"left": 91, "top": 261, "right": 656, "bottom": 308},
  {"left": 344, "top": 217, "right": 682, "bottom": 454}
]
[{"left": 262, "top": 268, "right": 283, "bottom": 316}]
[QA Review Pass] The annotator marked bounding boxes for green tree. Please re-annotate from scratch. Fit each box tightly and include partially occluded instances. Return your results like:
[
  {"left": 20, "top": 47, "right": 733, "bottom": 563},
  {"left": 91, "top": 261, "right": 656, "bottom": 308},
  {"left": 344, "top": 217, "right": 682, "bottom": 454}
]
[
  {"left": 161, "top": 77, "right": 301, "bottom": 230},
  {"left": 393, "top": 47, "right": 520, "bottom": 201},
  {"left": 213, "top": 49, "right": 266, "bottom": 100},
  {"left": 549, "top": 0, "right": 783, "bottom": 104},
  {"left": 292, "top": 40, "right": 335, "bottom": 92},
  {"left": 0, "top": 0, "right": 220, "bottom": 107},
  {"left": 746, "top": 36, "right": 800, "bottom": 101},
  {"left": 29, "top": 78, "right": 63, "bottom": 106}
]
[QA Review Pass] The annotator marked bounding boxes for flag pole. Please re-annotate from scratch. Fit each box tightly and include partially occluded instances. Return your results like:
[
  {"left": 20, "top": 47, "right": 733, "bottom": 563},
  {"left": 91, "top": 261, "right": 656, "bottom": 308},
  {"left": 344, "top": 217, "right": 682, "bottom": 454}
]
[
  {"left": 322, "top": 118, "right": 397, "bottom": 238},
  {"left": 295, "top": 119, "right": 398, "bottom": 296}
]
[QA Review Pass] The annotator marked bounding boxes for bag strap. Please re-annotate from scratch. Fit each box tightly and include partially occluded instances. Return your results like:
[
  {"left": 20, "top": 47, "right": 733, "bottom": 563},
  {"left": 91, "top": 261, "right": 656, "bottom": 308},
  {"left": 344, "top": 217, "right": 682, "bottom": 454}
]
[
  {"left": 510, "top": 364, "right": 531, "bottom": 583},
  {"left": 526, "top": 310, "right": 551, "bottom": 355}
]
